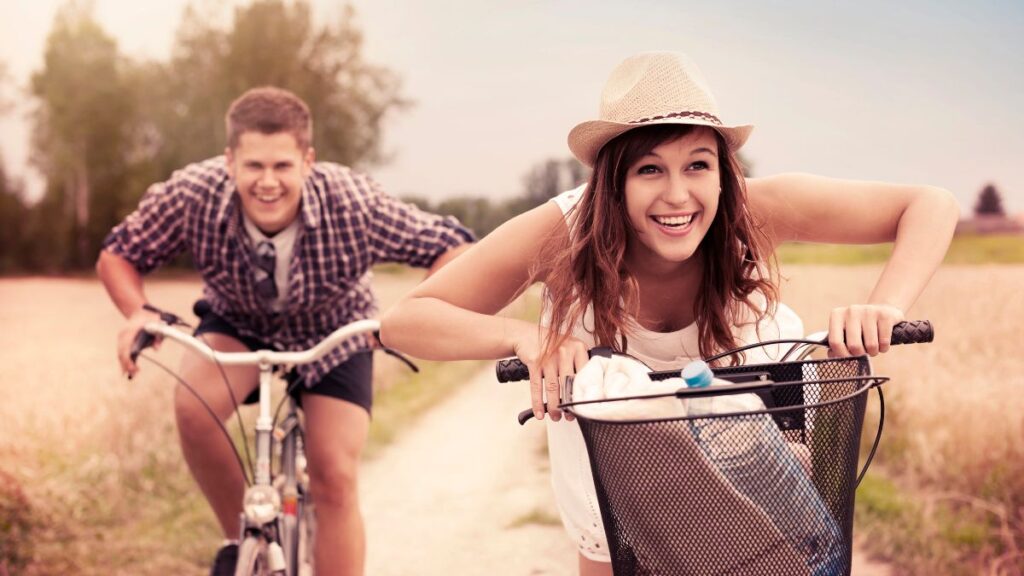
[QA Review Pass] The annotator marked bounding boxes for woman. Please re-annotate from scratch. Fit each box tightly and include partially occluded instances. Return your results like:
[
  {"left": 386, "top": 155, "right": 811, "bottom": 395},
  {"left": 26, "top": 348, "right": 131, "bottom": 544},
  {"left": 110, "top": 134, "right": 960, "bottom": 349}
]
[{"left": 380, "top": 51, "right": 958, "bottom": 574}]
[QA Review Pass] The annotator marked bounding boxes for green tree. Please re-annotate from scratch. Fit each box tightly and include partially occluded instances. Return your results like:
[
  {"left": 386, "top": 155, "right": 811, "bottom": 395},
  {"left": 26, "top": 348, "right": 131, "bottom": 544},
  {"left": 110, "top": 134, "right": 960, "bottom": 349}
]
[
  {"left": 974, "top": 183, "right": 1005, "bottom": 217},
  {"left": 407, "top": 157, "right": 592, "bottom": 239},
  {"left": 0, "top": 160, "right": 31, "bottom": 272},
  {"left": 146, "top": 0, "right": 406, "bottom": 177},
  {"left": 29, "top": 1, "right": 137, "bottom": 268},
  {"left": 506, "top": 157, "right": 590, "bottom": 217}
]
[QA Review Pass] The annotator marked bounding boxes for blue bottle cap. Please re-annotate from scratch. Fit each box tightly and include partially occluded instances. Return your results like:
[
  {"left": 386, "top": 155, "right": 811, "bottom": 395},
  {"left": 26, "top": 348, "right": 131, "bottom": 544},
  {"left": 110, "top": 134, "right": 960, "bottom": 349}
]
[{"left": 682, "top": 360, "right": 713, "bottom": 388}]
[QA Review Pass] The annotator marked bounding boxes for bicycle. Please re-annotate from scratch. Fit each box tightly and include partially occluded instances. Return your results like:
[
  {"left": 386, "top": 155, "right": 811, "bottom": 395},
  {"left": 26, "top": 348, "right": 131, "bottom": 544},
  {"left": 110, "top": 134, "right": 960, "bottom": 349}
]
[
  {"left": 129, "top": 306, "right": 416, "bottom": 576},
  {"left": 495, "top": 320, "right": 934, "bottom": 576}
]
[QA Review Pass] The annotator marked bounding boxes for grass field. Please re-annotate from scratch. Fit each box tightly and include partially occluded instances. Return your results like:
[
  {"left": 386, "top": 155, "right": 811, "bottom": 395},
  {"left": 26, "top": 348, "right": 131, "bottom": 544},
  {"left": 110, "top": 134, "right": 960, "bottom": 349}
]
[
  {"left": 2, "top": 260, "right": 1022, "bottom": 574},
  {"left": 779, "top": 265, "right": 1024, "bottom": 575},
  {"left": 777, "top": 233, "right": 1024, "bottom": 265},
  {"left": 0, "top": 271, "right": 496, "bottom": 575}
]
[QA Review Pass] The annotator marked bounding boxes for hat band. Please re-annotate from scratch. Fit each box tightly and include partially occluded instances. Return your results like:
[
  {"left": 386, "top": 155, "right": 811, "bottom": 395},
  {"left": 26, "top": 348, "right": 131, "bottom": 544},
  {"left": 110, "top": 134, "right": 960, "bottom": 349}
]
[{"left": 628, "top": 110, "right": 722, "bottom": 126}]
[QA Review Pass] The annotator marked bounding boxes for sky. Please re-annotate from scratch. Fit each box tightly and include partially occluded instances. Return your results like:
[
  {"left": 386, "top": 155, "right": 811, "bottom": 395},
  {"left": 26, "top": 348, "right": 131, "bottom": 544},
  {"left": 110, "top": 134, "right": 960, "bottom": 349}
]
[{"left": 1, "top": 0, "right": 1022, "bottom": 214}]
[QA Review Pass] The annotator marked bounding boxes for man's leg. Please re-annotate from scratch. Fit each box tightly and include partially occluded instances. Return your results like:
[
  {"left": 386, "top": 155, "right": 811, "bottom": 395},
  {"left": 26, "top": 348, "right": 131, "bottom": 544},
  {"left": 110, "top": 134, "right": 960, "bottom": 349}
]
[
  {"left": 175, "top": 333, "right": 259, "bottom": 538},
  {"left": 301, "top": 393, "right": 370, "bottom": 576}
]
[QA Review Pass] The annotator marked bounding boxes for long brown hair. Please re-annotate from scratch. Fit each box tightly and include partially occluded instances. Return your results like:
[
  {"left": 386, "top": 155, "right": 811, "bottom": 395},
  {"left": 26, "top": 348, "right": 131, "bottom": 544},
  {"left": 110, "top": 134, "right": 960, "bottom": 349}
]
[{"left": 538, "top": 124, "right": 778, "bottom": 365}]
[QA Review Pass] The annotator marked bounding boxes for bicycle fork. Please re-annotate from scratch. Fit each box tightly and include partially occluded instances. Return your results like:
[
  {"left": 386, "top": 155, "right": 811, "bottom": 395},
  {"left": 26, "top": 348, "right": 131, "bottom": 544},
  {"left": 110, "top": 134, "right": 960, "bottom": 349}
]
[{"left": 239, "top": 363, "right": 288, "bottom": 573}]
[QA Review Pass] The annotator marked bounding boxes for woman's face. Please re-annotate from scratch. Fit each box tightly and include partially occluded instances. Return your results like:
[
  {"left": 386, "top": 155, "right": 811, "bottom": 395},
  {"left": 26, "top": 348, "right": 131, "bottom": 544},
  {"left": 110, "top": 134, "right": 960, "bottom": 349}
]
[{"left": 623, "top": 127, "right": 721, "bottom": 273}]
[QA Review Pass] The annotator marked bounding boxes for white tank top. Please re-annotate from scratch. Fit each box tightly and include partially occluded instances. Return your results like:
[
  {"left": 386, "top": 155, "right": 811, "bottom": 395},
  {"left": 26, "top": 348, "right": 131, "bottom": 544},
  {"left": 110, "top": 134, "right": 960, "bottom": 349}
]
[{"left": 542, "top": 185, "right": 803, "bottom": 561}]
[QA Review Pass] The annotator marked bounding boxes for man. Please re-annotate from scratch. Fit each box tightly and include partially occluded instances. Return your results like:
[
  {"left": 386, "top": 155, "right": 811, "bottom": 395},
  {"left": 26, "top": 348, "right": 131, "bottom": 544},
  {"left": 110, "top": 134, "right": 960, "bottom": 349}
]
[{"left": 96, "top": 86, "right": 473, "bottom": 575}]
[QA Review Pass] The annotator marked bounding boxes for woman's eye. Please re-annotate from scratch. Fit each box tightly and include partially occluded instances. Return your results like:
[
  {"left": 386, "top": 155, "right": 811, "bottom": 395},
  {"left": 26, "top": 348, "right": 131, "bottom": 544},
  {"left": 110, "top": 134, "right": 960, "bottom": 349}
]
[
  {"left": 637, "top": 164, "right": 661, "bottom": 175},
  {"left": 688, "top": 161, "right": 709, "bottom": 171}
]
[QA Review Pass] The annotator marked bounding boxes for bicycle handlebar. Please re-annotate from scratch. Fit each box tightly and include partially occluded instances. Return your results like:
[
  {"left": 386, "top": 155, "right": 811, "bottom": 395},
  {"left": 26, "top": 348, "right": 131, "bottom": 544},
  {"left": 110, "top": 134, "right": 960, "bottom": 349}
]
[
  {"left": 131, "top": 319, "right": 382, "bottom": 367},
  {"left": 495, "top": 319, "right": 934, "bottom": 383}
]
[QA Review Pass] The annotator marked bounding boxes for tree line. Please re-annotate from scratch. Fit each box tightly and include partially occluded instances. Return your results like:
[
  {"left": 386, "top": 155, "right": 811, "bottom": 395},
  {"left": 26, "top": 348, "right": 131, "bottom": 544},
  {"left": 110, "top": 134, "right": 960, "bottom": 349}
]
[
  {"left": 0, "top": 1, "right": 585, "bottom": 274},
  {"left": 0, "top": 1, "right": 1013, "bottom": 274}
]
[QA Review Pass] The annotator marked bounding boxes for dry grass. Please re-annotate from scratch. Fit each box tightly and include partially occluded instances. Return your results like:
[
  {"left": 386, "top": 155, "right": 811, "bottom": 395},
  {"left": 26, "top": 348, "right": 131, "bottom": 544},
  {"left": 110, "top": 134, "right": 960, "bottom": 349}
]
[
  {"left": 0, "top": 272, "right": 427, "bottom": 575},
  {"left": 1, "top": 265, "right": 1021, "bottom": 574},
  {"left": 779, "top": 264, "right": 1024, "bottom": 574}
]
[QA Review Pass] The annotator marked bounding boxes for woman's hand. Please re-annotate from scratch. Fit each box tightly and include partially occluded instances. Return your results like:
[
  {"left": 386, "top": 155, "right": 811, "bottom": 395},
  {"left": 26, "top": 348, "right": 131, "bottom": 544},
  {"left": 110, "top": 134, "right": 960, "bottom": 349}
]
[
  {"left": 827, "top": 304, "right": 906, "bottom": 358},
  {"left": 510, "top": 325, "right": 589, "bottom": 422}
]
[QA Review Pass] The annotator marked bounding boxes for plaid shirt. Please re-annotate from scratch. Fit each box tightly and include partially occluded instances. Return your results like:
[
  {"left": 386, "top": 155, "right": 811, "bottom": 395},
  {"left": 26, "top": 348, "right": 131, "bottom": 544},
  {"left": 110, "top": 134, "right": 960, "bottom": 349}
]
[{"left": 104, "top": 156, "right": 474, "bottom": 385}]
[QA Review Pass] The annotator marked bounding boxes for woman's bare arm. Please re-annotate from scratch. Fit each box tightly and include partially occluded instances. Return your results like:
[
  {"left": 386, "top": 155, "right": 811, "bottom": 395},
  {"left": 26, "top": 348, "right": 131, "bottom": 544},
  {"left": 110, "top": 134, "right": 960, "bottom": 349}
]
[
  {"left": 748, "top": 173, "right": 959, "bottom": 355},
  {"left": 380, "top": 202, "right": 567, "bottom": 361}
]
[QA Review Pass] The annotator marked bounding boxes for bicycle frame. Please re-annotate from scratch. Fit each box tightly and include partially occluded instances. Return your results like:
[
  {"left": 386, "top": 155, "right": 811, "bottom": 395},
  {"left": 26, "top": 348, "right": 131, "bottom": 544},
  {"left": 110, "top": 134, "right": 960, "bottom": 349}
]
[{"left": 140, "top": 319, "right": 381, "bottom": 576}]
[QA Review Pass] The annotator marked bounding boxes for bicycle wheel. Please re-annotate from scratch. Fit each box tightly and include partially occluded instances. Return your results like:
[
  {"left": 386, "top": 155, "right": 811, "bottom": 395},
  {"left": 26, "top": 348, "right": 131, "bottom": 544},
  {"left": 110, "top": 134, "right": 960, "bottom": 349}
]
[{"left": 234, "top": 535, "right": 268, "bottom": 576}]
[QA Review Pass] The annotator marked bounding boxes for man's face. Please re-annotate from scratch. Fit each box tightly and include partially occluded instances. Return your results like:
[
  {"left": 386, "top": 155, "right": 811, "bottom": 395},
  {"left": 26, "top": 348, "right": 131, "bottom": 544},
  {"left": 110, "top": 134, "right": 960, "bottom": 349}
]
[{"left": 225, "top": 131, "right": 314, "bottom": 234}]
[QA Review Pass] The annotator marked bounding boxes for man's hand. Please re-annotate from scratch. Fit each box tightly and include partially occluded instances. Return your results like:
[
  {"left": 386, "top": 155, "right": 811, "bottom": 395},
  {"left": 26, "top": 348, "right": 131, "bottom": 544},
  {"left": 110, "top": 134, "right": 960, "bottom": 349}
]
[{"left": 117, "top": 306, "right": 163, "bottom": 378}]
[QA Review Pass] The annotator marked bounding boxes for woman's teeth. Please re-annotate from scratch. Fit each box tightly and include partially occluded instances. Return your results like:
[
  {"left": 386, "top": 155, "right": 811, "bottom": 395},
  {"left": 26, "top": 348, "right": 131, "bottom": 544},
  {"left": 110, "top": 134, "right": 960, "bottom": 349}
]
[{"left": 653, "top": 214, "right": 694, "bottom": 227}]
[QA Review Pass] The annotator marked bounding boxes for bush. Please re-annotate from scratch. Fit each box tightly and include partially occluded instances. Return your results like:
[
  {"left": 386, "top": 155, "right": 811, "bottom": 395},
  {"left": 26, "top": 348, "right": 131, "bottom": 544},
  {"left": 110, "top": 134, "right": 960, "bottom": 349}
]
[{"left": 0, "top": 469, "right": 35, "bottom": 574}]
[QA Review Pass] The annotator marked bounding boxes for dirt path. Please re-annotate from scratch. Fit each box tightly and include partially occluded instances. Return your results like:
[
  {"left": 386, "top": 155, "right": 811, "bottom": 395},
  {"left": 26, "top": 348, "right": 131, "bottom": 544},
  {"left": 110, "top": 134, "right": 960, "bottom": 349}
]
[
  {"left": 360, "top": 368, "right": 576, "bottom": 575},
  {"left": 360, "top": 368, "right": 893, "bottom": 575}
]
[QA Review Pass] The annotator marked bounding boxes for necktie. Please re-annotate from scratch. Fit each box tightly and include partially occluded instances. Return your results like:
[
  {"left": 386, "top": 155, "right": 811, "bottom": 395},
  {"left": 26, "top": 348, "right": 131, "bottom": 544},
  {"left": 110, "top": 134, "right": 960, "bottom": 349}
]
[{"left": 253, "top": 240, "right": 278, "bottom": 300}]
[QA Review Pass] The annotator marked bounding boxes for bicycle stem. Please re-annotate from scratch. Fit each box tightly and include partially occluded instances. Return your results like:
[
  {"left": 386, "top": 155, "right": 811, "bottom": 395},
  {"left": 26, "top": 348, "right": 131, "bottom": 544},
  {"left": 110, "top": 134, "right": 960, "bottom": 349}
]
[{"left": 254, "top": 362, "right": 275, "bottom": 486}]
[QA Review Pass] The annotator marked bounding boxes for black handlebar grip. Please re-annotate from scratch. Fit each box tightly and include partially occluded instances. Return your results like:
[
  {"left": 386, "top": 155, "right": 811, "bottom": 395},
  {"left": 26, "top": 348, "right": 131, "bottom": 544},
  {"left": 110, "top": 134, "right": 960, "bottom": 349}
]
[
  {"left": 496, "top": 358, "right": 530, "bottom": 382},
  {"left": 891, "top": 320, "right": 934, "bottom": 345},
  {"left": 130, "top": 330, "right": 157, "bottom": 364}
]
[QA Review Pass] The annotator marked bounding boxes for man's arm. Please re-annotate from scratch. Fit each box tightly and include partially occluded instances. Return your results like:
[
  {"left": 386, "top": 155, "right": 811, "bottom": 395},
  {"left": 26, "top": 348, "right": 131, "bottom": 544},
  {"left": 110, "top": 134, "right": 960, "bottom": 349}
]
[
  {"left": 97, "top": 249, "right": 150, "bottom": 318},
  {"left": 96, "top": 248, "right": 163, "bottom": 377},
  {"left": 425, "top": 243, "right": 473, "bottom": 277},
  {"left": 360, "top": 173, "right": 476, "bottom": 270}
]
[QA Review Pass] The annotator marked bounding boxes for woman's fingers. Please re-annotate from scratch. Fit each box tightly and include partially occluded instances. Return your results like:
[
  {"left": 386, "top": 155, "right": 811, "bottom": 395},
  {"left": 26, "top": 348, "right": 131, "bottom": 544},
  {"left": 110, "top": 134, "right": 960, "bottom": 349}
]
[
  {"left": 564, "top": 344, "right": 589, "bottom": 422},
  {"left": 528, "top": 358, "right": 545, "bottom": 420},
  {"left": 828, "top": 308, "right": 851, "bottom": 358},
  {"left": 829, "top": 304, "right": 906, "bottom": 358},
  {"left": 522, "top": 335, "right": 588, "bottom": 422},
  {"left": 877, "top": 314, "right": 896, "bottom": 354},
  {"left": 544, "top": 356, "right": 562, "bottom": 421},
  {"left": 844, "top": 308, "right": 866, "bottom": 357}
]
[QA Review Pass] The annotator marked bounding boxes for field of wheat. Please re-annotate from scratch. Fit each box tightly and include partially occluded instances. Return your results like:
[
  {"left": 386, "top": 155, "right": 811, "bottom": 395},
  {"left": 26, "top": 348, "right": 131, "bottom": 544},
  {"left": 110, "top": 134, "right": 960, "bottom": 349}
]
[
  {"left": 1, "top": 264, "right": 1021, "bottom": 574},
  {"left": 0, "top": 272, "right": 426, "bottom": 575},
  {"left": 779, "top": 265, "right": 1024, "bottom": 575}
]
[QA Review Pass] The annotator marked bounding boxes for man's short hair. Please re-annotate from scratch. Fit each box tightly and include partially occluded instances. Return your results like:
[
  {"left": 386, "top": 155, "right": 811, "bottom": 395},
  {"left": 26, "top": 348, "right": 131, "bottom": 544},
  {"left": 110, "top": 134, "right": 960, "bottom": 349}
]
[{"left": 225, "top": 86, "right": 313, "bottom": 150}]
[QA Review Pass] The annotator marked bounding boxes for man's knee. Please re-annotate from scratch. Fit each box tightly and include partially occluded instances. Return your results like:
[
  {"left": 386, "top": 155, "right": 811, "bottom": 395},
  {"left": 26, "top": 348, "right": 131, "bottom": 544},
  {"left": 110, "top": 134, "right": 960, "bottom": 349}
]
[
  {"left": 308, "top": 457, "right": 360, "bottom": 508},
  {"left": 173, "top": 383, "right": 232, "bottom": 437},
  {"left": 174, "top": 387, "right": 220, "bottom": 436}
]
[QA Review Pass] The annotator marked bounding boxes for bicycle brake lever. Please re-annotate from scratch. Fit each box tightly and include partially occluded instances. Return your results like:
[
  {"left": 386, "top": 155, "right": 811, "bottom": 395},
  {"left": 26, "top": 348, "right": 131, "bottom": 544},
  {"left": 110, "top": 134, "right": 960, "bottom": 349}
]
[
  {"left": 516, "top": 375, "right": 574, "bottom": 425},
  {"left": 130, "top": 330, "right": 157, "bottom": 364},
  {"left": 518, "top": 407, "right": 535, "bottom": 425},
  {"left": 381, "top": 347, "right": 419, "bottom": 373},
  {"left": 142, "top": 303, "right": 190, "bottom": 328}
]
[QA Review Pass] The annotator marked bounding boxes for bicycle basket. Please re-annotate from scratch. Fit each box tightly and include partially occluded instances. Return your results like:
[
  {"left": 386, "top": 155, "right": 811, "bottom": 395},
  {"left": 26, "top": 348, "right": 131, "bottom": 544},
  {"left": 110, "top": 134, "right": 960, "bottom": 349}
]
[{"left": 564, "top": 355, "right": 887, "bottom": 576}]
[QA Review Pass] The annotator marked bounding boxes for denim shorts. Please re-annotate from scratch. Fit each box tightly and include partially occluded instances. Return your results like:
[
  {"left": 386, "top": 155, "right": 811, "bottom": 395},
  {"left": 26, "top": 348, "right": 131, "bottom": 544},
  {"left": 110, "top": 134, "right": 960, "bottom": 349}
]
[{"left": 193, "top": 302, "right": 373, "bottom": 414}]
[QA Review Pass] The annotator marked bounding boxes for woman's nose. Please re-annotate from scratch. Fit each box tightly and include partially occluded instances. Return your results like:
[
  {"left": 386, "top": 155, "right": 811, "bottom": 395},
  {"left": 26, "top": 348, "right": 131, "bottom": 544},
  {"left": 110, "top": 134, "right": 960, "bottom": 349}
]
[{"left": 662, "top": 174, "right": 691, "bottom": 204}]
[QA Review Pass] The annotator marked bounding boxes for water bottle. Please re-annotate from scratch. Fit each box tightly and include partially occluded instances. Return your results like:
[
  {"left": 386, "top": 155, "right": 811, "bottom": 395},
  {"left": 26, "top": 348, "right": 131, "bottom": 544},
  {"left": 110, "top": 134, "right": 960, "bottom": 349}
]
[{"left": 682, "top": 360, "right": 844, "bottom": 575}]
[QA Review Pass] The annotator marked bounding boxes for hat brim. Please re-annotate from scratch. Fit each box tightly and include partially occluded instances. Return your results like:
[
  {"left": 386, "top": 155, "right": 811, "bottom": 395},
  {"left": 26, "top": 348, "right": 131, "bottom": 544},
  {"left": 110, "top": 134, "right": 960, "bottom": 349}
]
[{"left": 568, "top": 118, "right": 753, "bottom": 168}]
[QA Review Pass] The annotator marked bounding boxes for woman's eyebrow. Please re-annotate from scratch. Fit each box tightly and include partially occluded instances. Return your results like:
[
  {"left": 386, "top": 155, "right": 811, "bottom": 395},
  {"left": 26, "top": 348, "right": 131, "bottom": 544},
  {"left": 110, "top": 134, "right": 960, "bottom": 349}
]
[{"left": 691, "top": 146, "right": 717, "bottom": 156}]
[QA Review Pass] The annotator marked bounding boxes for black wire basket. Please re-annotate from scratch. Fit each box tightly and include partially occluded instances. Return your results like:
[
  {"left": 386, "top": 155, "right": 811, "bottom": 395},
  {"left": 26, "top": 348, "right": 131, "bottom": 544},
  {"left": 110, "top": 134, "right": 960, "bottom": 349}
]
[{"left": 564, "top": 355, "right": 887, "bottom": 576}]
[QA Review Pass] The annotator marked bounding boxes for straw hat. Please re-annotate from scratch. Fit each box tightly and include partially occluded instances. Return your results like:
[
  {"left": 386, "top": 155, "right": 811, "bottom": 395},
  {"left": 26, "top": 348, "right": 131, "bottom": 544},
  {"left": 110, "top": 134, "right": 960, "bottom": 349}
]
[{"left": 568, "top": 52, "right": 753, "bottom": 167}]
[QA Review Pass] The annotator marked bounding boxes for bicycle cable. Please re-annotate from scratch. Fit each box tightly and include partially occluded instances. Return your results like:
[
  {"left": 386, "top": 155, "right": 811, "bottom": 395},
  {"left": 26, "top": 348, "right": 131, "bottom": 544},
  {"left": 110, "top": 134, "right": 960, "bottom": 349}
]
[
  {"left": 856, "top": 385, "right": 886, "bottom": 488},
  {"left": 136, "top": 352, "right": 253, "bottom": 487},
  {"left": 267, "top": 369, "right": 307, "bottom": 479},
  {"left": 266, "top": 346, "right": 418, "bottom": 477},
  {"left": 195, "top": 333, "right": 256, "bottom": 486},
  {"left": 705, "top": 337, "right": 828, "bottom": 365}
]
